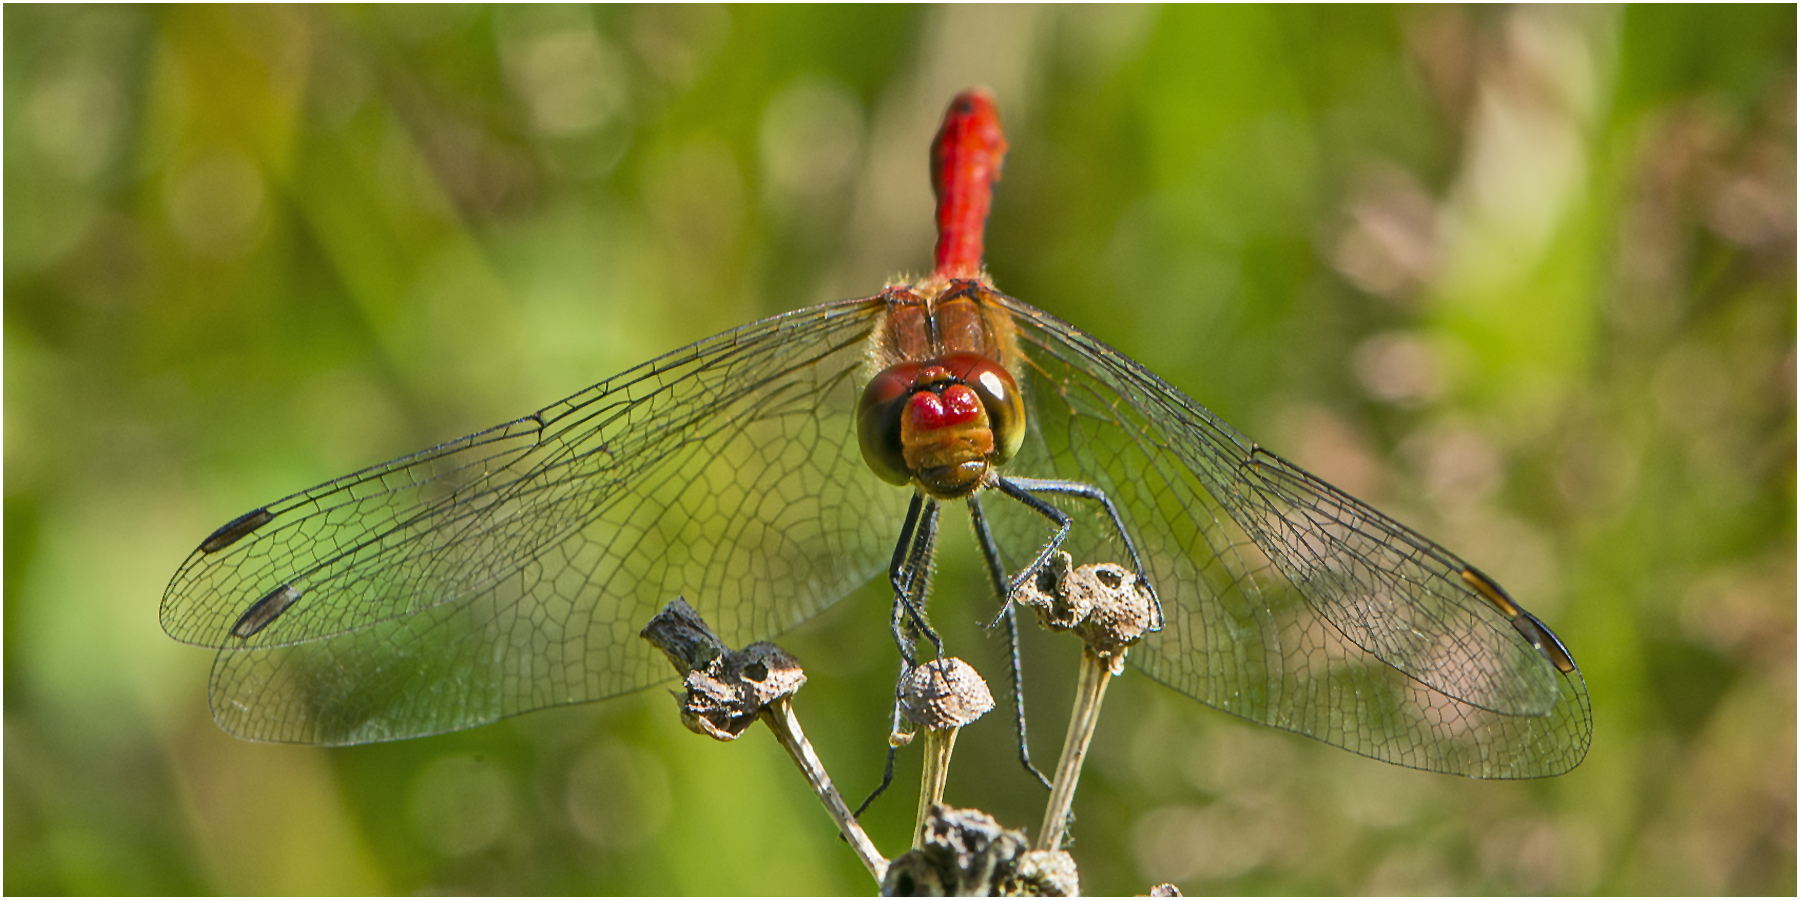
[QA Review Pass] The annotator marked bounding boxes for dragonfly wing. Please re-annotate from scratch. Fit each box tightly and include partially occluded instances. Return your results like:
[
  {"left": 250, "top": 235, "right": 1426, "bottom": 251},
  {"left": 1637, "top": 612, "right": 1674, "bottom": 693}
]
[
  {"left": 995, "top": 294, "right": 1592, "bottom": 778},
  {"left": 162, "top": 297, "right": 905, "bottom": 744}
]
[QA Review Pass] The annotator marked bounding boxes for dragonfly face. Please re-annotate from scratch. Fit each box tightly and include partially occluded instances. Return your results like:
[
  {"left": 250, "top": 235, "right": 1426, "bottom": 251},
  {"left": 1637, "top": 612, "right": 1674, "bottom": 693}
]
[{"left": 856, "top": 281, "right": 1028, "bottom": 499}]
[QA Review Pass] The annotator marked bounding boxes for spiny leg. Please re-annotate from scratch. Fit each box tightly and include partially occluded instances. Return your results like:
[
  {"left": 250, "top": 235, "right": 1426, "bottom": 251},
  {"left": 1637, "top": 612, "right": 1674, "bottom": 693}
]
[
  {"left": 887, "top": 491, "right": 945, "bottom": 664},
  {"left": 991, "top": 474, "right": 1162, "bottom": 621},
  {"left": 969, "top": 494, "right": 1053, "bottom": 791},
  {"left": 854, "top": 743, "right": 899, "bottom": 820},
  {"left": 861, "top": 491, "right": 945, "bottom": 816}
]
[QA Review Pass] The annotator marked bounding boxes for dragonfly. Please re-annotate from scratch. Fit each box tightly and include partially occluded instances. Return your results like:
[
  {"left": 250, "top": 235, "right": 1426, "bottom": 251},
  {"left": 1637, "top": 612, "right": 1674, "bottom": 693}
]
[{"left": 163, "top": 89, "right": 1591, "bottom": 780}]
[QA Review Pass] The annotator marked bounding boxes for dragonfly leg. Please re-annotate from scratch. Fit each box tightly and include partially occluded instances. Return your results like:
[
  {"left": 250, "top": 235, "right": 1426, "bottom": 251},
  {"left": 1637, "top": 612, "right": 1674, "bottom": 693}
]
[
  {"left": 887, "top": 492, "right": 945, "bottom": 664},
  {"left": 860, "top": 493, "right": 952, "bottom": 816},
  {"left": 854, "top": 738, "right": 902, "bottom": 819},
  {"left": 969, "top": 495, "right": 1053, "bottom": 791},
  {"left": 988, "top": 476, "right": 1076, "bottom": 599},
  {"left": 993, "top": 475, "right": 1162, "bottom": 623}
]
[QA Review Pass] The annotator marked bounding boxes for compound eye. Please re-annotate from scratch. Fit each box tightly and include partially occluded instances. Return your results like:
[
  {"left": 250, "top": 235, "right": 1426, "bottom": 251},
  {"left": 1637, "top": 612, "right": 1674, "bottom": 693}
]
[
  {"left": 857, "top": 362, "right": 923, "bottom": 486},
  {"left": 945, "top": 354, "right": 1025, "bottom": 465}
]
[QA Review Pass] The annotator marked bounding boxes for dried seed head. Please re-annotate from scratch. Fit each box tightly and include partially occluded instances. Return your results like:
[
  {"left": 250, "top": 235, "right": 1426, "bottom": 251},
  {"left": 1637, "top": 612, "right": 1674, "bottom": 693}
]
[
  {"left": 1005, "top": 849, "right": 1080, "bottom": 897},
  {"left": 641, "top": 598, "right": 809, "bottom": 742},
  {"left": 678, "top": 642, "right": 807, "bottom": 741},
  {"left": 734, "top": 642, "right": 808, "bottom": 707},
  {"left": 900, "top": 658, "right": 994, "bottom": 731},
  {"left": 640, "top": 597, "right": 729, "bottom": 673},
  {"left": 1016, "top": 552, "right": 1161, "bottom": 668},
  {"left": 884, "top": 804, "right": 1078, "bottom": 896},
  {"left": 1076, "top": 563, "right": 1160, "bottom": 653},
  {"left": 1015, "top": 552, "right": 1088, "bottom": 630}
]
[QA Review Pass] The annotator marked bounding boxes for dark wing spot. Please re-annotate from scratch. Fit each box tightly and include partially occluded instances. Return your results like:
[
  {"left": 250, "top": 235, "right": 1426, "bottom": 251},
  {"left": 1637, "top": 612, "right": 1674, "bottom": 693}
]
[
  {"left": 199, "top": 508, "right": 276, "bottom": 553},
  {"left": 231, "top": 584, "right": 302, "bottom": 639},
  {"left": 1463, "top": 567, "right": 1580, "bottom": 674},
  {"left": 1512, "top": 612, "right": 1578, "bottom": 674},
  {"left": 1460, "top": 566, "right": 1522, "bottom": 617}
]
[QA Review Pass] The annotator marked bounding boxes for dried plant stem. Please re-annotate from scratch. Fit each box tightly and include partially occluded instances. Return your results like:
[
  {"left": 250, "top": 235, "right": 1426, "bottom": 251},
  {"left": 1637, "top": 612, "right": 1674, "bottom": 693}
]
[
  {"left": 1037, "top": 648, "right": 1114, "bottom": 852},
  {"left": 914, "top": 724, "right": 961, "bottom": 850},
  {"left": 761, "top": 698, "right": 888, "bottom": 883}
]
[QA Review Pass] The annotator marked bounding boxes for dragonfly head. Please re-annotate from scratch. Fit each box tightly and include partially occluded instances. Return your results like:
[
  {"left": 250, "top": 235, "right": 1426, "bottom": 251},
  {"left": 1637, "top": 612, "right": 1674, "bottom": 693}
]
[{"left": 858, "top": 352, "right": 1025, "bottom": 499}]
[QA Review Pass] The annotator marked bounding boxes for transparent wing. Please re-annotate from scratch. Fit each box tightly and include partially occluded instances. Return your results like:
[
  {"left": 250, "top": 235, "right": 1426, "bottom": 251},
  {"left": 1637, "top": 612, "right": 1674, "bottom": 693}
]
[
  {"left": 161, "top": 296, "right": 906, "bottom": 744},
  {"left": 992, "top": 293, "right": 1592, "bottom": 778}
]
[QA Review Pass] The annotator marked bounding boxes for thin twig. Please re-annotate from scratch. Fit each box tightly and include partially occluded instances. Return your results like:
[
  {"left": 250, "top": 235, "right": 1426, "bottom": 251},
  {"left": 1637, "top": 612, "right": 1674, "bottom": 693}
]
[
  {"left": 1037, "top": 647, "right": 1113, "bottom": 852},
  {"left": 915, "top": 725, "right": 961, "bottom": 851},
  {"left": 761, "top": 697, "right": 888, "bottom": 882}
]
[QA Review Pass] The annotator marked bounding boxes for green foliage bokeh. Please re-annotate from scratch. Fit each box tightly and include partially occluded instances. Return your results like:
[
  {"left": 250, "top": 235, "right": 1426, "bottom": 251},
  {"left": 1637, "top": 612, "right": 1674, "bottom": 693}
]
[{"left": 6, "top": 5, "right": 1793, "bottom": 895}]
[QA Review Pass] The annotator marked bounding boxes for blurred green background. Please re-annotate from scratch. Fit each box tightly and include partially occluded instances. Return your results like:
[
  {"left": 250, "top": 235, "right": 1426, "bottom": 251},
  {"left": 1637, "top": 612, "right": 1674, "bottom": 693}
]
[{"left": 6, "top": 5, "right": 1793, "bottom": 895}]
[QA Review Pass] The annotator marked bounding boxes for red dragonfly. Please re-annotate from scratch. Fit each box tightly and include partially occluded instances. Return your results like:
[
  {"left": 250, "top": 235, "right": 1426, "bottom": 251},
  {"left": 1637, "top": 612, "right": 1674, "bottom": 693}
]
[{"left": 163, "top": 90, "right": 1590, "bottom": 779}]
